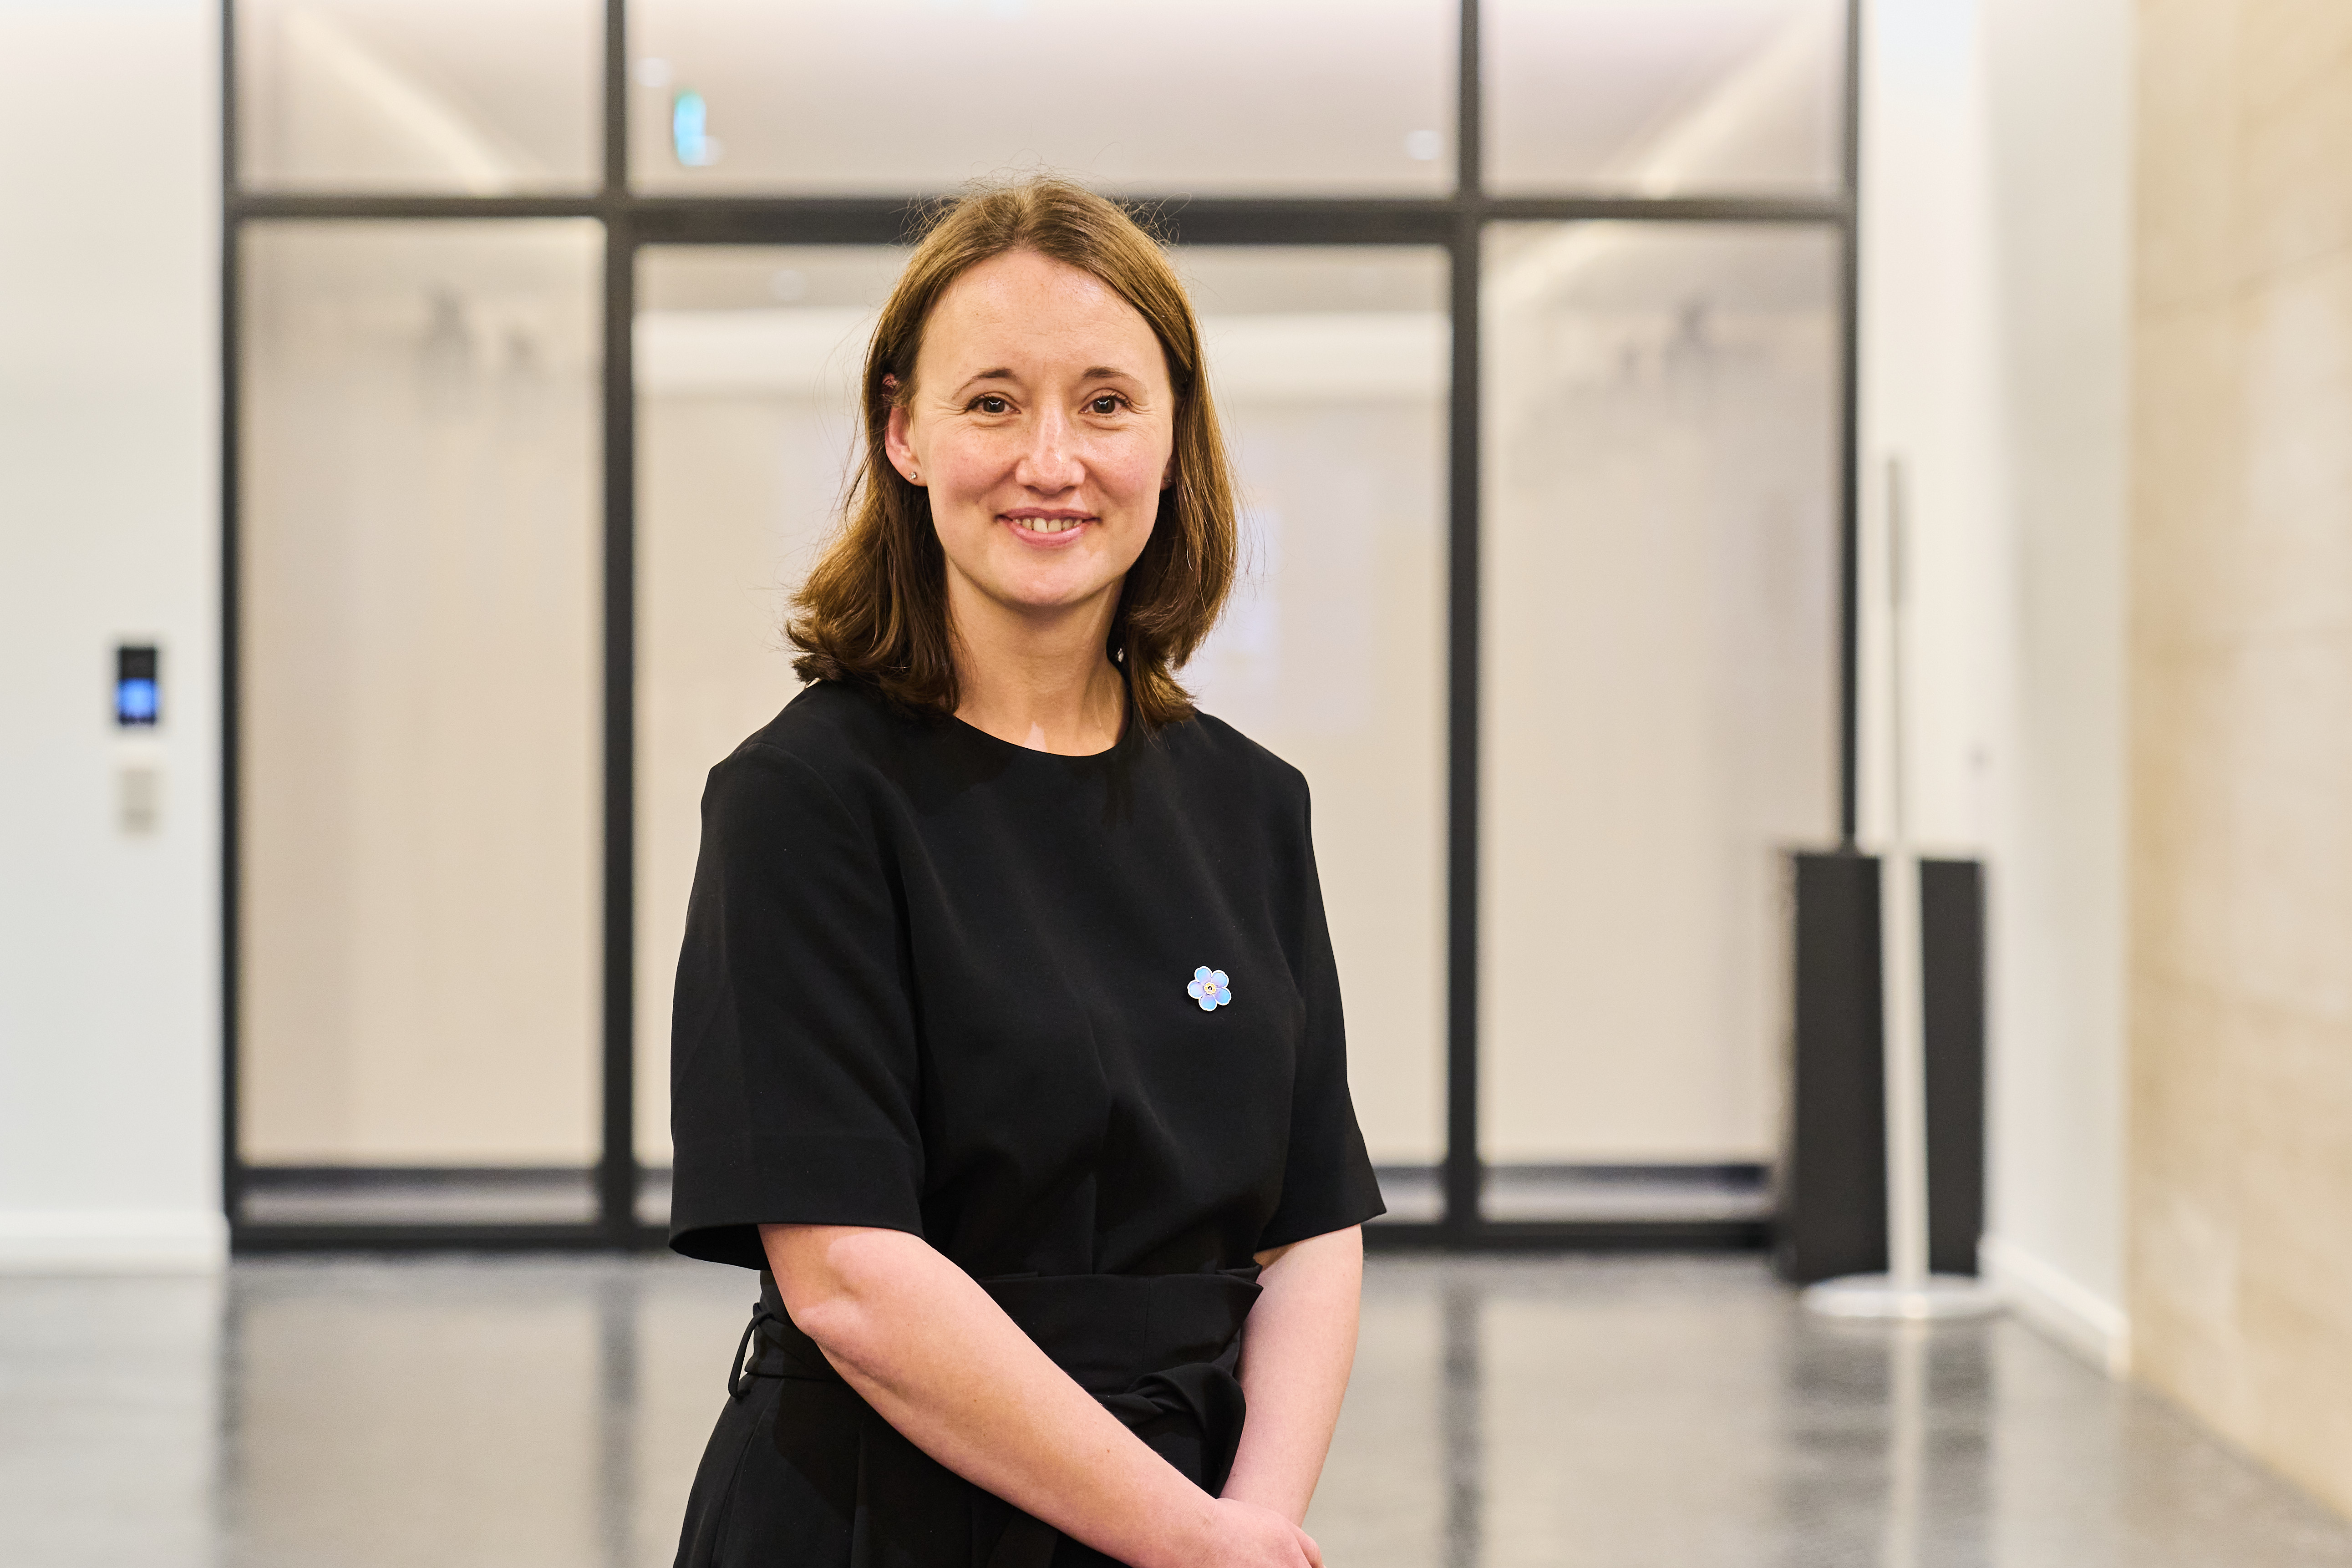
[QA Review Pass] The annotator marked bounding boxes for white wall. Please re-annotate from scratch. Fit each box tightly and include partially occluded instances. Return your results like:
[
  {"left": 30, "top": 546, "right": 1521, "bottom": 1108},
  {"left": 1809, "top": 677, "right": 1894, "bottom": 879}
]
[
  {"left": 0, "top": 0, "right": 224, "bottom": 1270},
  {"left": 1859, "top": 0, "right": 2132, "bottom": 1368}
]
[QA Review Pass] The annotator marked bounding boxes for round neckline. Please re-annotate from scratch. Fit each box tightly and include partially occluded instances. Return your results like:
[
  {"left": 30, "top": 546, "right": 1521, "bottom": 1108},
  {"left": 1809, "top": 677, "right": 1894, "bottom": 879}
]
[
  {"left": 946, "top": 664, "right": 1135, "bottom": 761},
  {"left": 946, "top": 705, "right": 1130, "bottom": 761}
]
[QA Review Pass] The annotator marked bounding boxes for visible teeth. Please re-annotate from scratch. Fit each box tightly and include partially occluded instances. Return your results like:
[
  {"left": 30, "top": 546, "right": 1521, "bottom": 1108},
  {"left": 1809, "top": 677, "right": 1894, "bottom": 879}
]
[{"left": 1016, "top": 516, "right": 1079, "bottom": 533}]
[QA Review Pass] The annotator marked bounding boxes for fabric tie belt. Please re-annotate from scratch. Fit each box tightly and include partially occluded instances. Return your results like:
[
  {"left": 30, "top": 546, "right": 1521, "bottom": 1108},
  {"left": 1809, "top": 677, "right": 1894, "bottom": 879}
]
[{"left": 710, "top": 1266, "right": 1264, "bottom": 1568}]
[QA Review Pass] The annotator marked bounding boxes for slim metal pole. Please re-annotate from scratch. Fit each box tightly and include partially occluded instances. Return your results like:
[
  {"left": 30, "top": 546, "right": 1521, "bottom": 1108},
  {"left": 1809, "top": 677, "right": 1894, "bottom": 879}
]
[
  {"left": 595, "top": 0, "right": 642, "bottom": 1242},
  {"left": 1836, "top": 0, "right": 1865, "bottom": 847},
  {"left": 1880, "top": 459, "right": 1929, "bottom": 1289},
  {"left": 1442, "top": 0, "right": 1485, "bottom": 1243},
  {"left": 220, "top": 0, "right": 246, "bottom": 1233}
]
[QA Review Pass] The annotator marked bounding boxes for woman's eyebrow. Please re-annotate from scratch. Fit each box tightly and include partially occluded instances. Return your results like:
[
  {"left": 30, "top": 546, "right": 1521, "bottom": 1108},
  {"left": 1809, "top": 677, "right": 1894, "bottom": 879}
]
[{"left": 957, "top": 365, "right": 1143, "bottom": 387}]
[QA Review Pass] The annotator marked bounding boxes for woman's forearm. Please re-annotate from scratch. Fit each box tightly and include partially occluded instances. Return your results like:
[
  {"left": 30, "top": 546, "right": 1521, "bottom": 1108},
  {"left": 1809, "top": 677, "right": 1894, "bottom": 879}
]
[
  {"left": 1224, "top": 1225, "right": 1364, "bottom": 1522},
  {"left": 760, "top": 1224, "right": 1311, "bottom": 1568}
]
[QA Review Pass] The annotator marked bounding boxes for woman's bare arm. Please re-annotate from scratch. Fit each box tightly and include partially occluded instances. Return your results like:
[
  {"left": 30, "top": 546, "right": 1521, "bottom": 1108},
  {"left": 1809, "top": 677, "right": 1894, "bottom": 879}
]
[
  {"left": 1223, "top": 1225, "right": 1365, "bottom": 1522},
  {"left": 761, "top": 1223, "right": 1322, "bottom": 1568}
]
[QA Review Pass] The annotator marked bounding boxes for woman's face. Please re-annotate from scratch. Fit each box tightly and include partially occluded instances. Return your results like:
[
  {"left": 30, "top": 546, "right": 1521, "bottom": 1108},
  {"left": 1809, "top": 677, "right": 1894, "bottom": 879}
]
[{"left": 886, "top": 249, "right": 1176, "bottom": 627}]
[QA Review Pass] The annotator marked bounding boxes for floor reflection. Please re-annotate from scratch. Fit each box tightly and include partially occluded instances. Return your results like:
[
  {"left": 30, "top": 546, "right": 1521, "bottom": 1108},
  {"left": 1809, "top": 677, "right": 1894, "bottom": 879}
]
[{"left": 5, "top": 1254, "right": 2351, "bottom": 1568}]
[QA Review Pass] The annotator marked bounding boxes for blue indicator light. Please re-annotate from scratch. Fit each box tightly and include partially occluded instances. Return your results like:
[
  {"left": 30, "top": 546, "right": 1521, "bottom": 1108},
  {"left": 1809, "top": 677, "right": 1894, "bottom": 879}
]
[
  {"left": 673, "top": 90, "right": 716, "bottom": 167},
  {"left": 115, "top": 644, "right": 160, "bottom": 726},
  {"left": 117, "top": 678, "right": 159, "bottom": 725}
]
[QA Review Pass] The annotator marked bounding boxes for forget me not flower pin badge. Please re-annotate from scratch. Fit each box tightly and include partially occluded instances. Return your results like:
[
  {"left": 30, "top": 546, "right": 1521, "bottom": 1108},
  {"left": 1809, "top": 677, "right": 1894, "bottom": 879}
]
[{"left": 1188, "top": 966, "right": 1232, "bottom": 1011}]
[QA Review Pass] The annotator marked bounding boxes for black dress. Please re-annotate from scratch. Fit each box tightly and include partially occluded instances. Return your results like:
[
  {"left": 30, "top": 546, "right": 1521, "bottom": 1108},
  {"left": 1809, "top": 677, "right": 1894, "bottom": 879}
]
[{"left": 666, "top": 679, "right": 1385, "bottom": 1568}]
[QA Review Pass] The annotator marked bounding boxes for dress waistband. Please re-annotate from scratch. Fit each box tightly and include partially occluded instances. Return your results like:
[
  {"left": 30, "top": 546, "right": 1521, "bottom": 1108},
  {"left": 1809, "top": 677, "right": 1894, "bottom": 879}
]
[{"left": 742, "top": 1264, "right": 1262, "bottom": 1395}]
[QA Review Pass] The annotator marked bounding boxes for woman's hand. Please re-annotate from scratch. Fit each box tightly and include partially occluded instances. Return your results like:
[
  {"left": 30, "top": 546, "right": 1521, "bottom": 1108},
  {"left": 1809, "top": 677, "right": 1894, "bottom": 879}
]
[{"left": 1194, "top": 1497, "right": 1325, "bottom": 1568}]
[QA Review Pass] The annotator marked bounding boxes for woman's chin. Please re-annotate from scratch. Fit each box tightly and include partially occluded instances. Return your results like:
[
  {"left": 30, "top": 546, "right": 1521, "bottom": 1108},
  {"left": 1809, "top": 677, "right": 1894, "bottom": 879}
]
[
  {"left": 993, "top": 580, "right": 1120, "bottom": 619},
  {"left": 957, "top": 548, "right": 1133, "bottom": 620}
]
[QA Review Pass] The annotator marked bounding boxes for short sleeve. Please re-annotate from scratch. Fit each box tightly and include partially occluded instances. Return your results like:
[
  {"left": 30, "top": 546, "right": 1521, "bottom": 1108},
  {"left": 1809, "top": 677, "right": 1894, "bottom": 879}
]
[
  {"left": 668, "top": 741, "right": 924, "bottom": 1269},
  {"left": 1255, "top": 782, "right": 1387, "bottom": 1252}
]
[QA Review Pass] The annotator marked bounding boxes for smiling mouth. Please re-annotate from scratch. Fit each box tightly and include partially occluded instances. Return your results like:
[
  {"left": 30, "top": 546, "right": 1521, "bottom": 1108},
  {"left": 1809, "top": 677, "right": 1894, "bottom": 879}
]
[{"left": 1003, "top": 513, "right": 1094, "bottom": 536}]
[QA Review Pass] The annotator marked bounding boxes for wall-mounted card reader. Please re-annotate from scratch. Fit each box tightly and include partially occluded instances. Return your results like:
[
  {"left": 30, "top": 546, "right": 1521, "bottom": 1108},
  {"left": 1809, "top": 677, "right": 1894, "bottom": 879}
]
[
  {"left": 114, "top": 643, "right": 163, "bottom": 836},
  {"left": 116, "top": 644, "right": 160, "bottom": 727}
]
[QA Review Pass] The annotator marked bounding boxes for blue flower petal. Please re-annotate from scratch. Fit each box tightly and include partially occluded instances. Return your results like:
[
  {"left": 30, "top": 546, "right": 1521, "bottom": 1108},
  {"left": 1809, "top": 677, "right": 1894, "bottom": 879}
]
[
  {"left": 1194, "top": 966, "right": 1213, "bottom": 981},
  {"left": 1197, "top": 995, "right": 1218, "bottom": 1011},
  {"left": 1209, "top": 970, "right": 1229, "bottom": 989}
]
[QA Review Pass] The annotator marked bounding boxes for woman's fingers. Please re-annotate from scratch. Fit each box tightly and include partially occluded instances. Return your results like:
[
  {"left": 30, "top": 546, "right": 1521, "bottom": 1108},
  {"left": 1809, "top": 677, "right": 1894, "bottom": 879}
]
[{"left": 1200, "top": 1497, "right": 1321, "bottom": 1568}]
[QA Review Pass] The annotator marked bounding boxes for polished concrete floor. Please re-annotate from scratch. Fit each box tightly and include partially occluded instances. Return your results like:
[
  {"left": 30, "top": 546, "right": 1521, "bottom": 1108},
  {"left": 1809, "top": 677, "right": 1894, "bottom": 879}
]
[{"left": 5, "top": 1253, "right": 2351, "bottom": 1568}]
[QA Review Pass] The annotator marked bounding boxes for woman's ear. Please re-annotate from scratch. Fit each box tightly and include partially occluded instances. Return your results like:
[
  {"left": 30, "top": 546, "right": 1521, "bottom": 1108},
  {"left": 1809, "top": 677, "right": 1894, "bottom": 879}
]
[{"left": 884, "top": 398, "right": 922, "bottom": 485}]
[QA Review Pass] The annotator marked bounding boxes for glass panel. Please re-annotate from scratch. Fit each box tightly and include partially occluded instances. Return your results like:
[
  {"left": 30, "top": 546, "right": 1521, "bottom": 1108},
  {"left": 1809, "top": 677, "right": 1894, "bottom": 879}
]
[
  {"left": 633, "top": 245, "right": 908, "bottom": 1198},
  {"left": 239, "top": 220, "right": 603, "bottom": 1217},
  {"left": 628, "top": 0, "right": 1454, "bottom": 196},
  {"left": 1480, "top": 223, "right": 1840, "bottom": 1201},
  {"left": 631, "top": 244, "right": 1448, "bottom": 1214},
  {"left": 1486, "top": 0, "right": 1845, "bottom": 196},
  {"left": 1180, "top": 249, "right": 1451, "bottom": 1179},
  {"left": 236, "top": 0, "right": 600, "bottom": 193}
]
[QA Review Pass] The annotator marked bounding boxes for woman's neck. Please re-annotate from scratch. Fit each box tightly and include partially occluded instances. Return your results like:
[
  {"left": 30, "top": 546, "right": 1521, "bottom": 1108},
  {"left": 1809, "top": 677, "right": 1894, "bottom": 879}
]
[{"left": 947, "top": 576, "right": 1127, "bottom": 756}]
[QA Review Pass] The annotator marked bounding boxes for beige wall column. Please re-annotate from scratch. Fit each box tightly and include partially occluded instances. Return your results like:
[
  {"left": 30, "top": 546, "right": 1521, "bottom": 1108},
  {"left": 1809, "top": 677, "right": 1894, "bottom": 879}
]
[{"left": 2132, "top": 0, "right": 2352, "bottom": 1518}]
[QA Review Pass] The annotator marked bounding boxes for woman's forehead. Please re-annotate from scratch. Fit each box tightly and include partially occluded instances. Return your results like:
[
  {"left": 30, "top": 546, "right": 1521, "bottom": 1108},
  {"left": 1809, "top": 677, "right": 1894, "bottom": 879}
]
[{"left": 923, "top": 251, "right": 1164, "bottom": 369}]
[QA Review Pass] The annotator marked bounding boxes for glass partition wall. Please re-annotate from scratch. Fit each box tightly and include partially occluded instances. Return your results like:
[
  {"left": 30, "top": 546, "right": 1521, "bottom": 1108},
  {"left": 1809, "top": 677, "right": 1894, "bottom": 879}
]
[
  {"left": 630, "top": 245, "right": 1452, "bottom": 1212},
  {"left": 224, "top": 0, "right": 1858, "bottom": 1247}
]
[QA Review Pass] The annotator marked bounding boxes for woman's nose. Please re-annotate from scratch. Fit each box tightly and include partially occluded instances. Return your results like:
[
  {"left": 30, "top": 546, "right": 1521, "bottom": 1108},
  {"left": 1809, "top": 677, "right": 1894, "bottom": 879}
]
[{"left": 1014, "top": 407, "right": 1083, "bottom": 492}]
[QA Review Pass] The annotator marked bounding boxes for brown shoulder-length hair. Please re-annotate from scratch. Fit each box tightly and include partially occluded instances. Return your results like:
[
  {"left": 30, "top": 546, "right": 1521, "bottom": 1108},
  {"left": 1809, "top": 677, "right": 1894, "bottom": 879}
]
[{"left": 786, "top": 176, "right": 1238, "bottom": 729}]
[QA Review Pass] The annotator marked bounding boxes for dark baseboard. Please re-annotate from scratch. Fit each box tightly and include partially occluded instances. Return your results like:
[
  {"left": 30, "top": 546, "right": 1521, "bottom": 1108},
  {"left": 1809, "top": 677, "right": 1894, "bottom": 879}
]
[
  {"left": 240, "top": 1165, "right": 603, "bottom": 1188},
  {"left": 1365, "top": 1219, "right": 1770, "bottom": 1253},
  {"left": 231, "top": 1165, "right": 1774, "bottom": 1255},
  {"left": 233, "top": 1221, "right": 672, "bottom": 1253}
]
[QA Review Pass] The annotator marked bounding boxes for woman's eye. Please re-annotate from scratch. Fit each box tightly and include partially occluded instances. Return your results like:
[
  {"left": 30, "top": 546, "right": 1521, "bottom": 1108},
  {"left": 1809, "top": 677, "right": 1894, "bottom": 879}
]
[
  {"left": 975, "top": 395, "right": 1011, "bottom": 414},
  {"left": 1088, "top": 394, "right": 1124, "bottom": 415}
]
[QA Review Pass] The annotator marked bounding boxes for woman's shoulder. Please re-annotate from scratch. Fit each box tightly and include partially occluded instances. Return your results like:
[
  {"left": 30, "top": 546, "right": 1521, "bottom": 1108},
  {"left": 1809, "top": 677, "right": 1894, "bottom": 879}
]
[
  {"left": 742, "top": 677, "right": 908, "bottom": 755},
  {"left": 1160, "top": 707, "right": 1311, "bottom": 817},
  {"left": 707, "top": 680, "right": 922, "bottom": 821}
]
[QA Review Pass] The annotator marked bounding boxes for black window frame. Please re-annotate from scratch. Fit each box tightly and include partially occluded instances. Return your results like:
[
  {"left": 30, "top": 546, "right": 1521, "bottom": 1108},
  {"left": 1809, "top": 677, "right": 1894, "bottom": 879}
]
[{"left": 221, "top": 0, "right": 1863, "bottom": 1252}]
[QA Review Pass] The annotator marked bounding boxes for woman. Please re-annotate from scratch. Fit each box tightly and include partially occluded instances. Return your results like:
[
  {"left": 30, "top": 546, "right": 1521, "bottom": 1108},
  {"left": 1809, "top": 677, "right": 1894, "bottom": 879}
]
[{"left": 667, "top": 177, "right": 1383, "bottom": 1568}]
